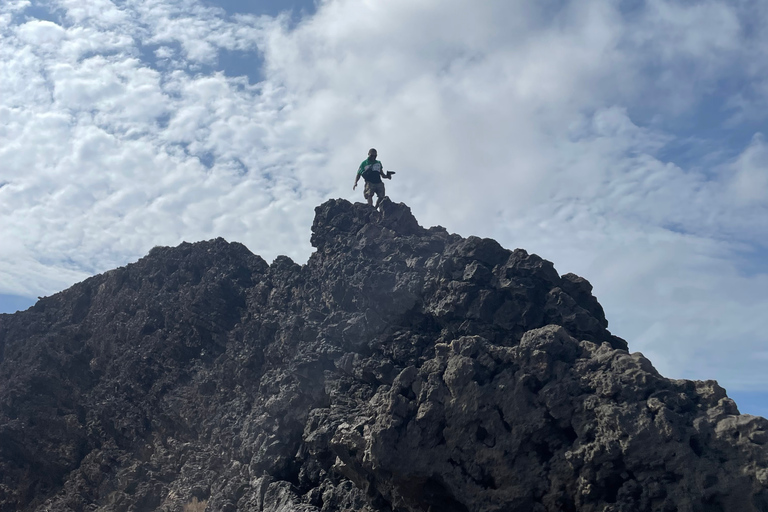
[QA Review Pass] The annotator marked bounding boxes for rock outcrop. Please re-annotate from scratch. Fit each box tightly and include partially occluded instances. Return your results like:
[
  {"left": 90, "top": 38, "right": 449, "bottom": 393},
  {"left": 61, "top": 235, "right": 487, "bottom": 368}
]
[{"left": 0, "top": 198, "right": 766, "bottom": 512}]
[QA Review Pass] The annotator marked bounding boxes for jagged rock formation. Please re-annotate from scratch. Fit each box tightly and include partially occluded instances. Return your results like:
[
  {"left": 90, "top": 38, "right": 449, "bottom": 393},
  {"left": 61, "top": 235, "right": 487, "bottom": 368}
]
[{"left": 1, "top": 198, "right": 766, "bottom": 512}]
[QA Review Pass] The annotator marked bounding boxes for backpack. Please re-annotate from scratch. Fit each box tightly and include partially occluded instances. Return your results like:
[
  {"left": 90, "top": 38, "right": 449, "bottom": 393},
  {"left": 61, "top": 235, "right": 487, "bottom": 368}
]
[{"left": 361, "top": 161, "right": 382, "bottom": 182}]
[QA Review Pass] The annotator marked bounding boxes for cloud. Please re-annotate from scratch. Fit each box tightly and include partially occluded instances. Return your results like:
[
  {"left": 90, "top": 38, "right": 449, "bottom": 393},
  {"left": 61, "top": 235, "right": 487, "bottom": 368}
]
[
  {"left": 16, "top": 18, "right": 66, "bottom": 46},
  {"left": 0, "top": 233, "right": 89, "bottom": 298},
  {"left": 1, "top": 0, "right": 767, "bottom": 393},
  {"left": 729, "top": 134, "right": 768, "bottom": 206}
]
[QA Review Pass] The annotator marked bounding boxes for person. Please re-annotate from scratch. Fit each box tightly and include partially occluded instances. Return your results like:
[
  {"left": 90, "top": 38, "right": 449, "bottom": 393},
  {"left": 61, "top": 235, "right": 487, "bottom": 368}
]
[{"left": 353, "top": 148, "right": 392, "bottom": 208}]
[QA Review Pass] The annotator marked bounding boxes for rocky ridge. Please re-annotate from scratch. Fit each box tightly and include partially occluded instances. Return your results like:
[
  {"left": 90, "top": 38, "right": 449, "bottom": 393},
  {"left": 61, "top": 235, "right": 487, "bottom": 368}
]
[{"left": 0, "top": 198, "right": 766, "bottom": 512}]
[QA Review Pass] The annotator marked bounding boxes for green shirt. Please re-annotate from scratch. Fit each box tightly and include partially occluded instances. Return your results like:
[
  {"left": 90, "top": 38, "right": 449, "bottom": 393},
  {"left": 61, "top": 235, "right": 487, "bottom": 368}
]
[{"left": 357, "top": 158, "right": 383, "bottom": 183}]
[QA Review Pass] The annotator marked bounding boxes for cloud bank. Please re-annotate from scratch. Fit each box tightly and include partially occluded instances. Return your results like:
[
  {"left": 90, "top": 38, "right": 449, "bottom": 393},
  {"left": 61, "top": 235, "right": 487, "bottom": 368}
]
[{"left": 1, "top": 0, "right": 767, "bottom": 393}]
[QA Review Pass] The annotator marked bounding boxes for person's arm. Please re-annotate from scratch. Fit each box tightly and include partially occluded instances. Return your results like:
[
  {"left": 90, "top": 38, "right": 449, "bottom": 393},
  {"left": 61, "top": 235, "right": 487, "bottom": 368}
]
[
  {"left": 378, "top": 160, "right": 386, "bottom": 178},
  {"left": 353, "top": 172, "right": 360, "bottom": 190}
]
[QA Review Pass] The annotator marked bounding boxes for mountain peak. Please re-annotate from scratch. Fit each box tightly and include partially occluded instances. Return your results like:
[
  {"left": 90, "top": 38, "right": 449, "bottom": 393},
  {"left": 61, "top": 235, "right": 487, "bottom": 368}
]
[{"left": 0, "top": 199, "right": 766, "bottom": 511}]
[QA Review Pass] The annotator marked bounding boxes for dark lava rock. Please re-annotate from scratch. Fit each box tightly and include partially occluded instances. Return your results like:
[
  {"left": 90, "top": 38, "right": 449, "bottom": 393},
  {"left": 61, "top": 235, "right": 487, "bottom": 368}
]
[{"left": 0, "top": 198, "right": 766, "bottom": 512}]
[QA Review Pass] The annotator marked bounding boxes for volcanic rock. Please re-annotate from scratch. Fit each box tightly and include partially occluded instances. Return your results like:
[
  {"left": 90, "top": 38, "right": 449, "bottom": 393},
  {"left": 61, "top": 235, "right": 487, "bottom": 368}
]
[{"left": 0, "top": 198, "right": 766, "bottom": 512}]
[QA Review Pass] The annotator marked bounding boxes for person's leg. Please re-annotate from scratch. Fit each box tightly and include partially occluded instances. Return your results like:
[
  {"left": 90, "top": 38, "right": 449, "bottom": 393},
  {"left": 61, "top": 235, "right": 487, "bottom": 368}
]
[
  {"left": 364, "top": 183, "right": 374, "bottom": 206},
  {"left": 374, "top": 183, "right": 386, "bottom": 208}
]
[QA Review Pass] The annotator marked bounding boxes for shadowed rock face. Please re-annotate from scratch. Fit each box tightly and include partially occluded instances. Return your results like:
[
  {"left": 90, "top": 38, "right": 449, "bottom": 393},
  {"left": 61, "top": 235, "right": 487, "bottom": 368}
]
[{"left": 0, "top": 198, "right": 766, "bottom": 512}]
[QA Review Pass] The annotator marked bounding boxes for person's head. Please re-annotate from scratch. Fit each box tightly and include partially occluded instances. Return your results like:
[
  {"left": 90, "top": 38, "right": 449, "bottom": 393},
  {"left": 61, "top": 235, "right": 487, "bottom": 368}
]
[{"left": 368, "top": 148, "right": 377, "bottom": 160}]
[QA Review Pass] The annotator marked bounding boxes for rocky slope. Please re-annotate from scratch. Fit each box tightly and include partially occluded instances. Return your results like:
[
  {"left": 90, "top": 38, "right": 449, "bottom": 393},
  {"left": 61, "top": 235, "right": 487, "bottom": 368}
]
[{"left": 0, "top": 198, "right": 766, "bottom": 512}]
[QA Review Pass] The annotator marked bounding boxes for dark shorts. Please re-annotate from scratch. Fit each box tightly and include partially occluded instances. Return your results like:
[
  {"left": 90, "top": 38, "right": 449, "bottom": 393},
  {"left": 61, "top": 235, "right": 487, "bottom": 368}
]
[{"left": 364, "top": 181, "right": 385, "bottom": 200}]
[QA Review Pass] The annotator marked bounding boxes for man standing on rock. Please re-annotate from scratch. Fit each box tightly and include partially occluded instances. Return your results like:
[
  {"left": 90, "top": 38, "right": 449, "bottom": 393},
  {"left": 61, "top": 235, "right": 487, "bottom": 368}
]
[{"left": 353, "top": 148, "right": 393, "bottom": 208}]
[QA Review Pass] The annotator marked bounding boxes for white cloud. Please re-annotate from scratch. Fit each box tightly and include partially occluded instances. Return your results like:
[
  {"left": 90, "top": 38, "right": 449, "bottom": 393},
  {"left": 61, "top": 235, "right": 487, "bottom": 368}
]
[
  {"left": 637, "top": 0, "right": 741, "bottom": 60},
  {"left": 729, "top": 134, "right": 768, "bottom": 206},
  {"left": 0, "top": 0, "right": 767, "bottom": 395},
  {"left": 16, "top": 19, "right": 67, "bottom": 47},
  {"left": 0, "top": 234, "right": 89, "bottom": 298},
  {"left": 58, "top": 0, "right": 131, "bottom": 28}
]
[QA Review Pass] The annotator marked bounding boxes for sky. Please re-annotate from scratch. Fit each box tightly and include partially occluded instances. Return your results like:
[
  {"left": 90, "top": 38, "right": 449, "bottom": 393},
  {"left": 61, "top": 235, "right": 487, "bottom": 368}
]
[{"left": 1, "top": 0, "right": 766, "bottom": 416}]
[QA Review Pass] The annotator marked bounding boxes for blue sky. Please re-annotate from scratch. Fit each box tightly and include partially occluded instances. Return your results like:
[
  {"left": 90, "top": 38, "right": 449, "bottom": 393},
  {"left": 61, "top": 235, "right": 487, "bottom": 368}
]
[
  {"left": 203, "top": 0, "right": 316, "bottom": 16},
  {"left": 1, "top": 0, "right": 766, "bottom": 417}
]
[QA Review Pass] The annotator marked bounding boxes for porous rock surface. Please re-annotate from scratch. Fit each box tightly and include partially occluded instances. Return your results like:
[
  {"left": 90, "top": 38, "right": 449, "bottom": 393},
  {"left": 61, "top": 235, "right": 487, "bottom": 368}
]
[{"left": 1, "top": 198, "right": 766, "bottom": 512}]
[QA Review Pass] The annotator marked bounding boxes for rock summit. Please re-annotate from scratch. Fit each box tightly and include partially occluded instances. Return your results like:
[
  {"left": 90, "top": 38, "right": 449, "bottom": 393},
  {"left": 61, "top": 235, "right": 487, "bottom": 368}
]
[{"left": 1, "top": 198, "right": 766, "bottom": 511}]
